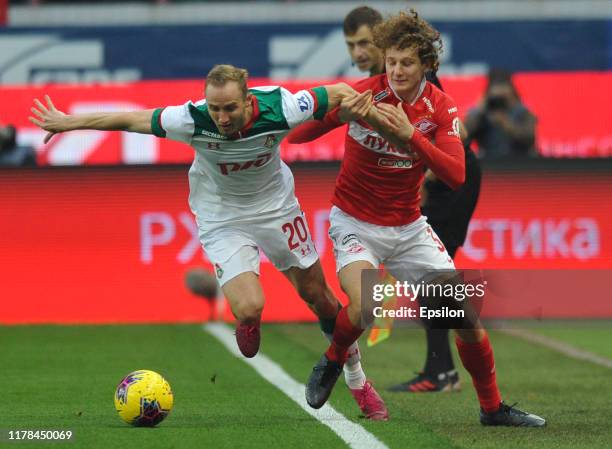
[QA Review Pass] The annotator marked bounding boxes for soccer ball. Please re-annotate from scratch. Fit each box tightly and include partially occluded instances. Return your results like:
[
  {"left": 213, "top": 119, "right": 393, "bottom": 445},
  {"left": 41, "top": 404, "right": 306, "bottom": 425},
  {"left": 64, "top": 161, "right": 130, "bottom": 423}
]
[{"left": 114, "top": 370, "right": 174, "bottom": 427}]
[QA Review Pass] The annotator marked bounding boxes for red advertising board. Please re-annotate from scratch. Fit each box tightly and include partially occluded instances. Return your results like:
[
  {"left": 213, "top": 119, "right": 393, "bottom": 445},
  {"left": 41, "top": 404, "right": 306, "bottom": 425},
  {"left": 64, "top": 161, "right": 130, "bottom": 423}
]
[
  {"left": 3, "top": 72, "right": 612, "bottom": 164},
  {"left": 1, "top": 167, "right": 611, "bottom": 324},
  {"left": 0, "top": 0, "right": 6, "bottom": 26}
]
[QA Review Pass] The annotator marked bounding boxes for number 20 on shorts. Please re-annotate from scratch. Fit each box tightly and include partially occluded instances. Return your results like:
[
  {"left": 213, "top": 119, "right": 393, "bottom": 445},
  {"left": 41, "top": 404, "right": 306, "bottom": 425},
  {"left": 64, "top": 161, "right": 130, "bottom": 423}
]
[{"left": 282, "top": 216, "right": 309, "bottom": 250}]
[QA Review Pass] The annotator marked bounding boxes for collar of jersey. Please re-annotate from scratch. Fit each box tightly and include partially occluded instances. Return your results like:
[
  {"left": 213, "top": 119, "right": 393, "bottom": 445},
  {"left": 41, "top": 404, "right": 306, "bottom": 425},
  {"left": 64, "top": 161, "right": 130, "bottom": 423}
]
[
  {"left": 229, "top": 95, "right": 260, "bottom": 140},
  {"left": 385, "top": 75, "right": 427, "bottom": 105}
]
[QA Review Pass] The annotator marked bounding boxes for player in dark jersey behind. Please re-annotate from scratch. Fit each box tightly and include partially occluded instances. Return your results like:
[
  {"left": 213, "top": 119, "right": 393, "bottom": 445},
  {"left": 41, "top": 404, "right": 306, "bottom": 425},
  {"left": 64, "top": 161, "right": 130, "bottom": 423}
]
[
  {"left": 397, "top": 120, "right": 482, "bottom": 392},
  {"left": 301, "top": 9, "right": 545, "bottom": 427}
]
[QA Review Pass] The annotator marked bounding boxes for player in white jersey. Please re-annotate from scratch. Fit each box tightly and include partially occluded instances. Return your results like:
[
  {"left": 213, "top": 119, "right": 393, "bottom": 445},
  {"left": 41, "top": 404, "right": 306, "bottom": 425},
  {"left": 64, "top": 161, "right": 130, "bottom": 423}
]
[{"left": 29, "top": 64, "right": 388, "bottom": 420}]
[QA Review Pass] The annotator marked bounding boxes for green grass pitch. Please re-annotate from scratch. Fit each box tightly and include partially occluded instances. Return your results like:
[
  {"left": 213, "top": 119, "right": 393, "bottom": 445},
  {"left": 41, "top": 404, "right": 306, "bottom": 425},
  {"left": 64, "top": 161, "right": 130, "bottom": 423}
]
[{"left": 1, "top": 322, "right": 611, "bottom": 449}]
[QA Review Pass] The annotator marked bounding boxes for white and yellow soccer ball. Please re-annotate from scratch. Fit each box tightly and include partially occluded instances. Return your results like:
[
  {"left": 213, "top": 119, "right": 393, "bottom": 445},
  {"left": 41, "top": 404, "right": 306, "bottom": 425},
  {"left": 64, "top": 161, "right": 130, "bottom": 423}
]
[{"left": 114, "top": 370, "right": 174, "bottom": 427}]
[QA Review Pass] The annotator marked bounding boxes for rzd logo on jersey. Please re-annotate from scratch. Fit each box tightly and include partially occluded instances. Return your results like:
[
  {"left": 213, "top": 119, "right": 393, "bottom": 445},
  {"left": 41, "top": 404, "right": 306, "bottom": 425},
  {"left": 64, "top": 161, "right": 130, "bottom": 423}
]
[
  {"left": 378, "top": 158, "right": 413, "bottom": 169},
  {"left": 217, "top": 152, "right": 272, "bottom": 175}
]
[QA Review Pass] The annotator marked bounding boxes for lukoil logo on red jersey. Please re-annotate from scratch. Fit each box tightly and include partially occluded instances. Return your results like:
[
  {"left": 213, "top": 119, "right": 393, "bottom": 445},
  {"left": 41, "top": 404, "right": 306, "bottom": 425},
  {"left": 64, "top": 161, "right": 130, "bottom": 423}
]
[
  {"left": 217, "top": 152, "right": 272, "bottom": 175},
  {"left": 378, "top": 158, "right": 413, "bottom": 169},
  {"left": 361, "top": 132, "right": 414, "bottom": 157},
  {"left": 349, "top": 122, "right": 419, "bottom": 158}
]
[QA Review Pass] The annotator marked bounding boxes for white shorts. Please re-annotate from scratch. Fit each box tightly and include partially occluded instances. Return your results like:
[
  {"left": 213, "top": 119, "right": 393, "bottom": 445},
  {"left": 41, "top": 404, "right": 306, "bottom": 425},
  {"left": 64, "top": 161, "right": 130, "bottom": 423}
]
[
  {"left": 199, "top": 205, "right": 319, "bottom": 286},
  {"left": 328, "top": 206, "right": 455, "bottom": 284}
]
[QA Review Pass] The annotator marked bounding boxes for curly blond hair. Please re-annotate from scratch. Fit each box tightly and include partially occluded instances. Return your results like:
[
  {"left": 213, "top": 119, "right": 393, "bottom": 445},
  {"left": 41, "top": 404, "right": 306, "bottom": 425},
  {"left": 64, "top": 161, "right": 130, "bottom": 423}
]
[{"left": 373, "top": 9, "right": 443, "bottom": 72}]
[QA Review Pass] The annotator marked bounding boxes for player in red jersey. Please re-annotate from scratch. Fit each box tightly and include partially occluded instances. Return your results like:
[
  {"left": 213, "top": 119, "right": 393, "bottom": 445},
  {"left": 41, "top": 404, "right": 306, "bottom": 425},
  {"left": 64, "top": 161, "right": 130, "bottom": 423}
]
[
  {"left": 289, "top": 5, "right": 475, "bottom": 394},
  {"left": 304, "top": 10, "right": 545, "bottom": 427}
]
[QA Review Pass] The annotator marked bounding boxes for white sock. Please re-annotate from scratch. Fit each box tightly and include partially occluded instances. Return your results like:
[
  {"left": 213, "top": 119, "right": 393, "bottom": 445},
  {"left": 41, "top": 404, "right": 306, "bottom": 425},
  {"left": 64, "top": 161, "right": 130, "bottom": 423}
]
[
  {"left": 344, "top": 342, "right": 366, "bottom": 389},
  {"left": 323, "top": 332, "right": 366, "bottom": 389}
]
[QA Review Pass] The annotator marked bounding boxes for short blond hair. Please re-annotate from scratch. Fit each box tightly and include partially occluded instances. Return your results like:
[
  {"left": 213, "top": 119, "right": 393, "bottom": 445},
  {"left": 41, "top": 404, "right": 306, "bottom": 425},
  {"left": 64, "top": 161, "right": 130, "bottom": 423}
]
[{"left": 206, "top": 64, "right": 249, "bottom": 98}]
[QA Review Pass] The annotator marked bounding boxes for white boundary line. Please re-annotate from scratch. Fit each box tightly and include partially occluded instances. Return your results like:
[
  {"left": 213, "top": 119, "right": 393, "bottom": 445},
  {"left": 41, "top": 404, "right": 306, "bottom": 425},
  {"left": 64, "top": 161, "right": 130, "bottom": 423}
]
[
  {"left": 501, "top": 328, "right": 612, "bottom": 369},
  {"left": 203, "top": 322, "right": 390, "bottom": 449}
]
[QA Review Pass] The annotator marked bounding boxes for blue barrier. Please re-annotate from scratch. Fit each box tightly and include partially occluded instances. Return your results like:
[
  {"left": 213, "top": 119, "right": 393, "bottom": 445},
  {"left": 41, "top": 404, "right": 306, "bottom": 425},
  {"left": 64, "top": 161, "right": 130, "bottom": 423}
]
[{"left": 0, "top": 20, "right": 609, "bottom": 84}]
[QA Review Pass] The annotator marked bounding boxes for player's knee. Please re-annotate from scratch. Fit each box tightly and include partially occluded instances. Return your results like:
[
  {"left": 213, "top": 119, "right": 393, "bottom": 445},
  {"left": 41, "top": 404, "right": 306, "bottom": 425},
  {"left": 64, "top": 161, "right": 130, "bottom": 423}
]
[
  {"left": 341, "top": 285, "right": 362, "bottom": 308},
  {"left": 346, "top": 302, "right": 368, "bottom": 329},
  {"left": 358, "top": 300, "right": 376, "bottom": 327},
  {"left": 233, "top": 300, "right": 263, "bottom": 322}
]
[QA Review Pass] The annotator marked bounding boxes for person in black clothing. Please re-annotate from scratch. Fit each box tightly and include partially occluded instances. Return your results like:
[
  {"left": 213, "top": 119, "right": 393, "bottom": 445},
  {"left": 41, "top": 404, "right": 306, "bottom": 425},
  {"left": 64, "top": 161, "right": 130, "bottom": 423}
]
[
  {"left": 465, "top": 68, "right": 537, "bottom": 159},
  {"left": 387, "top": 73, "right": 482, "bottom": 392}
]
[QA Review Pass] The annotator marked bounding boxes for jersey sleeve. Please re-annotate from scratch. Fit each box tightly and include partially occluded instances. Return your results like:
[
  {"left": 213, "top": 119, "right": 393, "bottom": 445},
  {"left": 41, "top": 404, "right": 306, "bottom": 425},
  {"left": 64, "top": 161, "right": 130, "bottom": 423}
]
[
  {"left": 409, "top": 95, "right": 465, "bottom": 190},
  {"left": 150, "top": 100, "right": 196, "bottom": 144},
  {"left": 286, "top": 116, "right": 344, "bottom": 144},
  {"left": 280, "top": 87, "right": 329, "bottom": 129},
  {"left": 434, "top": 95, "right": 462, "bottom": 147}
]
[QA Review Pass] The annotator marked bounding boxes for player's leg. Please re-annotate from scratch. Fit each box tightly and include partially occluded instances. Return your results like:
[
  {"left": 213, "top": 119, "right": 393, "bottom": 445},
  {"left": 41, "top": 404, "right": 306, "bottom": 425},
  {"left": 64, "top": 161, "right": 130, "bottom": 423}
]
[
  {"left": 283, "top": 260, "right": 346, "bottom": 351},
  {"left": 305, "top": 207, "right": 387, "bottom": 409},
  {"left": 253, "top": 205, "right": 341, "bottom": 341},
  {"left": 425, "top": 147, "right": 481, "bottom": 389},
  {"left": 209, "top": 243, "right": 264, "bottom": 358},
  {"left": 387, "top": 216, "right": 544, "bottom": 426},
  {"left": 305, "top": 260, "right": 375, "bottom": 409},
  {"left": 404, "top": 146, "right": 481, "bottom": 393},
  {"left": 422, "top": 245, "right": 459, "bottom": 383},
  {"left": 385, "top": 217, "right": 459, "bottom": 393},
  {"left": 196, "top": 214, "right": 268, "bottom": 358},
  {"left": 283, "top": 260, "right": 339, "bottom": 324},
  {"left": 388, "top": 243, "right": 461, "bottom": 393},
  {"left": 283, "top": 261, "right": 388, "bottom": 420},
  {"left": 454, "top": 325, "right": 545, "bottom": 427},
  {"left": 259, "top": 205, "right": 387, "bottom": 418},
  {"left": 331, "top": 260, "right": 377, "bottom": 357},
  {"left": 419, "top": 147, "right": 481, "bottom": 390},
  {"left": 282, "top": 260, "right": 358, "bottom": 386},
  {"left": 222, "top": 270, "right": 264, "bottom": 323},
  {"left": 390, "top": 329, "right": 459, "bottom": 393},
  {"left": 221, "top": 270, "right": 265, "bottom": 358}
]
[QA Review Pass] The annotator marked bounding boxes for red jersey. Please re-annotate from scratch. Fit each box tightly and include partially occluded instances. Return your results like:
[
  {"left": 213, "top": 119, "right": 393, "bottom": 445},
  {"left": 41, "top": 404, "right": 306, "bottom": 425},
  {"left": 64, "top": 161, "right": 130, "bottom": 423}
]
[{"left": 304, "top": 74, "right": 464, "bottom": 226}]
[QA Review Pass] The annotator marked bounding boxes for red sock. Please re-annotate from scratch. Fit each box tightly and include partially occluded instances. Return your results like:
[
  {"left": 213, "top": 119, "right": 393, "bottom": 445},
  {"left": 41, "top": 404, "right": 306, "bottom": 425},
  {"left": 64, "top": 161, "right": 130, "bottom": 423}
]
[
  {"left": 325, "top": 307, "right": 363, "bottom": 364},
  {"left": 455, "top": 333, "right": 502, "bottom": 413}
]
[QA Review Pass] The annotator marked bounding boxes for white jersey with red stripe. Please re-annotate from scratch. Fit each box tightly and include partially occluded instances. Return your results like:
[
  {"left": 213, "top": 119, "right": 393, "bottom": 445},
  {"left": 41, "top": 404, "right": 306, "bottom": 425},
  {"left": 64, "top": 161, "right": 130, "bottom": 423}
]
[
  {"left": 330, "top": 74, "right": 462, "bottom": 226},
  {"left": 151, "top": 86, "right": 328, "bottom": 227}
]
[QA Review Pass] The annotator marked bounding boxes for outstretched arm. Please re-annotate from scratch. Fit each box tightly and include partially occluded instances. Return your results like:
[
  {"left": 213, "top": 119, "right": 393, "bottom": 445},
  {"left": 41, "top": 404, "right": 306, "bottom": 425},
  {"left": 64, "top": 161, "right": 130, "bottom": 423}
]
[
  {"left": 322, "top": 82, "right": 359, "bottom": 111},
  {"left": 287, "top": 118, "right": 341, "bottom": 144},
  {"left": 29, "top": 95, "right": 154, "bottom": 144},
  {"left": 288, "top": 88, "right": 373, "bottom": 144}
]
